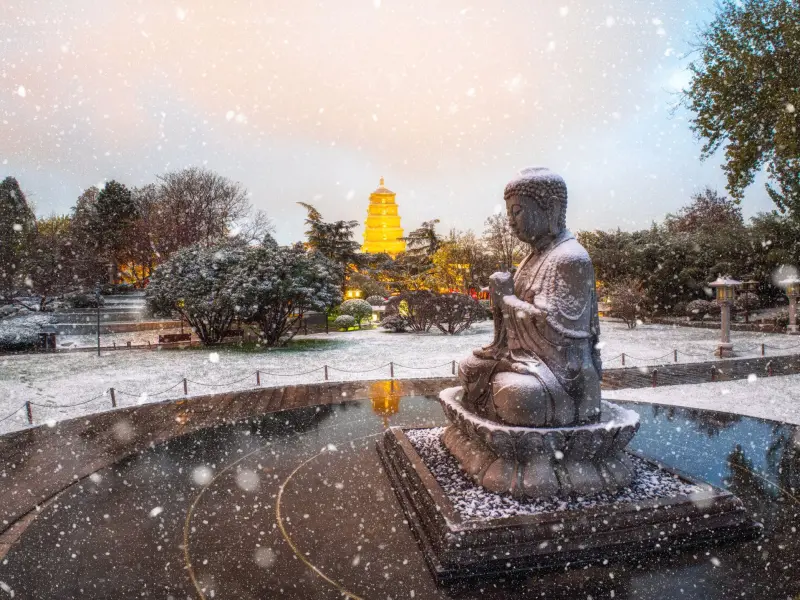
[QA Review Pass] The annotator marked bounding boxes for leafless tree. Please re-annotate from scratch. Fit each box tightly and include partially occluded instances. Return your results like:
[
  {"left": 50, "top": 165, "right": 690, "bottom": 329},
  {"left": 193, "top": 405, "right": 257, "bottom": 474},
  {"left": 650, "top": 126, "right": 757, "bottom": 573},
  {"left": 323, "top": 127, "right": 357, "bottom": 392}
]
[
  {"left": 608, "top": 278, "right": 649, "bottom": 329},
  {"left": 154, "top": 167, "right": 250, "bottom": 255},
  {"left": 483, "top": 213, "right": 528, "bottom": 271}
]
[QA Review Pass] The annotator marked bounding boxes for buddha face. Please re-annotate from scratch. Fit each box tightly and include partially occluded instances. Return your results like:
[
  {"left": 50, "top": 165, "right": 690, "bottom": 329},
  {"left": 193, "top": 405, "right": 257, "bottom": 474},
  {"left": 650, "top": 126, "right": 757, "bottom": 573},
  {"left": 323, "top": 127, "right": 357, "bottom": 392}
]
[{"left": 506, "top": 193, "right": 560, "bottom": 245}]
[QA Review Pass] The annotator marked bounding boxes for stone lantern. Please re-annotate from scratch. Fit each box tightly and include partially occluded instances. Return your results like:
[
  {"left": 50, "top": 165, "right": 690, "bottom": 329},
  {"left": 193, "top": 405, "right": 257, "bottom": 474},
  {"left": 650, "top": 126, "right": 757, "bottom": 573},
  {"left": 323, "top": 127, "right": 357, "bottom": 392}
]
[
  {"left": 779, "top": 276, "right": 800, "bottom": 335},
  {"left": 709, "top": 276, "right": 741, "bottom": 357}
]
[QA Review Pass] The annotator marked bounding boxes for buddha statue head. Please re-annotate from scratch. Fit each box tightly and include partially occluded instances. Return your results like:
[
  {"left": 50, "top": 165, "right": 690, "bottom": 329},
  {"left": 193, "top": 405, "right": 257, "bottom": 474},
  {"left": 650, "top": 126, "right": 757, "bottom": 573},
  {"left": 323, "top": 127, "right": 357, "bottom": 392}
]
[{"left": 503, "top": 167, "right": 568, "bottom": 246}]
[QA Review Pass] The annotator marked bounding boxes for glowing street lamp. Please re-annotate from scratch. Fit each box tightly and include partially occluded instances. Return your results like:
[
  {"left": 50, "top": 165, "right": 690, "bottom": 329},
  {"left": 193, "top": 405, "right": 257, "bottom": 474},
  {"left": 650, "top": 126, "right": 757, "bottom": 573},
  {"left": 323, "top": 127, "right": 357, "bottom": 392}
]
[
  {"left": 709, "top": 276, "right": 741, "bottom": 357},
  {"left": 779, "top": 276, "right": 800, "bottom": 335}
]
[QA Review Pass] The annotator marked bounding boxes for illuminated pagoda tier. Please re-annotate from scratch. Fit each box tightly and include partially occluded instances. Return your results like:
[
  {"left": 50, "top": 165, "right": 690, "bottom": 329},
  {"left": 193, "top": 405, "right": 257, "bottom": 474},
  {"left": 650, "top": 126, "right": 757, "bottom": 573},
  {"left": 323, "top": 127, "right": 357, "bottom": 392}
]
[{"left": 361, "top": 177, "right": 406, "bottom": 256}]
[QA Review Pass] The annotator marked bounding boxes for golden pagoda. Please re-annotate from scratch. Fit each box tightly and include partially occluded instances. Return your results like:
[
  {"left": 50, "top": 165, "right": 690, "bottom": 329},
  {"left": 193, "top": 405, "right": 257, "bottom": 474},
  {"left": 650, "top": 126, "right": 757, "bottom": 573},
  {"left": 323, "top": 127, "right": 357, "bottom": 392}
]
[{"left": 361, "top": 177, "right": 406, "bottom": 256}]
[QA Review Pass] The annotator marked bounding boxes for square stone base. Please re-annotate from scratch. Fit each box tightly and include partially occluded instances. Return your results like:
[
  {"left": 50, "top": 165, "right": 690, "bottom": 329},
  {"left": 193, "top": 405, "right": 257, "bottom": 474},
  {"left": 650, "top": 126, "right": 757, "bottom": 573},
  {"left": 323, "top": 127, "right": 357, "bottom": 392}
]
[{"left": 377, "top": 427, "right": 761, "bottom": 584}]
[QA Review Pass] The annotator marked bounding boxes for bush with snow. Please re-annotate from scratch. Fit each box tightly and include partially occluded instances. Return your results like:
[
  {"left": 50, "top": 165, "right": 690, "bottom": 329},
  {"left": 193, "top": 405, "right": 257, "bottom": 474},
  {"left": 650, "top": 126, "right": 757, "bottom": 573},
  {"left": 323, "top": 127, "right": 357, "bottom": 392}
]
[
  {"left": 380, "top": 314, "right": 408, "bottom": 333},
  {"left": 339, "top": 299, "right": 372, "bottom": 329},
  {"left": 430, "top": 293, "right": 484, "bottom": 335},
  {"left": 65, "top": 292, "right": 105, "bottom": 309},
  {"left": 333, "top": 315, "right": 356, "bottom": 330},
  {"left": 383, "top": 291, "right": 482, "bottom": 334},
  {"left": 233, "top": 243, "right": 341, "bottom": 346},
  {"left": 686, "top": 299, "right": 711, "bottom": 320},
  {"left": 365, "top": 295, "right": 386, "bottom": 306},
  {"left": 146, "top": 243, "right": 245, "bottom": 345},
  {"left": 0, "top": 312, "right": 56, "bottom": 351}
]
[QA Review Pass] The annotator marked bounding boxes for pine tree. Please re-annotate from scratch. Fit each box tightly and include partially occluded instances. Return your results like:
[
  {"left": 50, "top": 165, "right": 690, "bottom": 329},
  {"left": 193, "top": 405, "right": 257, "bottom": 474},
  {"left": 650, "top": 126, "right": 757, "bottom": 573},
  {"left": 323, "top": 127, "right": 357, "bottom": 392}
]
[
  {"left": 297, "top": 202, "right": 361, "bottom": 292},
  {"left": 0, "top": 177, "right": 36, "bottom": 301}
]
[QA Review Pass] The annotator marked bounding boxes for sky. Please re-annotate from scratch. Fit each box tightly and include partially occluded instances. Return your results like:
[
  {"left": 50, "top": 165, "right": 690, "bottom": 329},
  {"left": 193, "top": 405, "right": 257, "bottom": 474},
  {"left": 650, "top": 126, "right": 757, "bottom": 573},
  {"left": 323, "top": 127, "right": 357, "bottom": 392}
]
[{"left": 0, "top": 0, "right": 778, "bottom": 245}]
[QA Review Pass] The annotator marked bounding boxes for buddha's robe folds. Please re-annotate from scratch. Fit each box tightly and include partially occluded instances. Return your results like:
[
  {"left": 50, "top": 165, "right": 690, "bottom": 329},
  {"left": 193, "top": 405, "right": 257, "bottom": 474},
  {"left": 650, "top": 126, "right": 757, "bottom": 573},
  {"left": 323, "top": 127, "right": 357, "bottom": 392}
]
[{"left": 459, "top": 230, "right": 602, "bottom": 427}]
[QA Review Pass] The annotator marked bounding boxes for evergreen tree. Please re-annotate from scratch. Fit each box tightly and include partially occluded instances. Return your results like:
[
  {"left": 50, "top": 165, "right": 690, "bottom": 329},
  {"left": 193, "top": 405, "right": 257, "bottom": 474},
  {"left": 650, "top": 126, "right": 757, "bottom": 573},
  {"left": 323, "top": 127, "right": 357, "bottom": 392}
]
[
  {"left": 0, "top": 177, "right": 36, "bottom": 301},
  {"left": 297, "top": 202, "right": 361, "bottom": 292},
  {"left": 25, "top": 215, "right": 78, "bottom": 310},
  {"left": 403, "top": 219, "right": 443, "bottom": 263},
  {"left": 94, "top": 180, "right": 138, "bottom": 275},
  {"left": 683, "top": 0, "right": 800, "bottom": 216}
]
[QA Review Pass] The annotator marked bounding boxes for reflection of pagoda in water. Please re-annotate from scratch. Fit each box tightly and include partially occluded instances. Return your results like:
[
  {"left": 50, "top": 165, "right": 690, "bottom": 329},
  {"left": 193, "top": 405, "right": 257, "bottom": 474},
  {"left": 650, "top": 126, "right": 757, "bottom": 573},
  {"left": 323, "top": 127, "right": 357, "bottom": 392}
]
[
  {"left": 361, "top": 177, "right": 406, "bottom": 256},
  {"left": 369, "top": 380, "right": 402, "bottom": 428}
]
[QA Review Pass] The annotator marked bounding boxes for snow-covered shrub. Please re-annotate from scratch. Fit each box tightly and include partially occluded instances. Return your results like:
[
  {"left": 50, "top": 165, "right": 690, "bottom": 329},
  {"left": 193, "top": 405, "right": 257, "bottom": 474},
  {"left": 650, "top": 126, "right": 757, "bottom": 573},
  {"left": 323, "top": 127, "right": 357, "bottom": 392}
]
[
  {"left": 380, "top": 314, "right": 408, "bottom": 333},
  {"left": 686, "top": 299, "right": 711, "bottom": 320},
  {"left": 333, "top": 315, "right": 356, "bottom": 330},
  {"left": 607, "top": 278, "right": 648, "bottom": 329},
  {"left": 65, "top": 292, "right": 104, "bottom": 309},
  {"left": 339, "top": 299, "right": 373, "bottom": 329},
  {"left": 775, "top": 309, "right": 790, "bottom": 329},
  {"left": 430, "top": 293, "right": 484, "bottom": 335},
  {"left": 366, "top": 295, "right": 386, "bottom": 306},
  {"left": 385, "top": 291, "right": 438, "bottom": 332},
  {"left": 707, "top": 299, "right": 722, "bottom": 317},
  {"left": 734, "top": 292, "right": 759, "bottom": 318},
  {"left": 146, "top": 243, "right": 245, "bottom": 345},
  {"left": 0, "top": 313, "right": 55, "bottom": 352},
  {"left": 232, "top": 243, "right": 341, "bottom": 346},
  {"left": 478, "top": 299, "right": 493, "bottom": 319},
  {"left": 671, "top": 302, "right": 687, "bottom": 317}
]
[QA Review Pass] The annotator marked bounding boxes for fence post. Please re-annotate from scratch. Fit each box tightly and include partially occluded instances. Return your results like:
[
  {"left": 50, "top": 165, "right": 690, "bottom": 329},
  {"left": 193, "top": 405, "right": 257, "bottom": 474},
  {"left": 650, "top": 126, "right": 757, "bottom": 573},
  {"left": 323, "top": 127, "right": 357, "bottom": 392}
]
[
  {"left": 113, "top": 341, "right": 116, "bottom": 350},
  {"left": 324, "top": 365, "right": 329, "bottom": 381},
  {"left": 761, "top": 343, "right": 765, "bottom": 357},
  {"left": 256, "top": 370, "right": 260, "bottom": 386},
  {"left": 147, "top": 340, "right": 151, "bottom": 348},
  {"left": 183, "top": 378, "right": 188, "bottom": 396},
  {"left": 767, "top": 361, "right": 774, "bottom": 377},
  {"left": 110, "top": 387, "right": 117, "bottom": 408},
  {"left": 673, "top": 349, "right": 678, "bottom": 363},
  {"left": 651, "top": 369, "right": 658, "bottom": 388},
  {"left": 127, "top": 341, "right": 131, "bottom": 349},
  {"left": 621, "top": 353, "right": 626, "bottom": 367},
  {"left": 390, "top": 362, "right": 395, "bottom": 379},
  {"left": 25, "top": 401, "right": 33, "bottom": 425},
  {"left": 711, "top": 367, "right": 716, "bottom": 382},
  {"left": 452, "top": 360, "right": 456, "bottom": 375}
]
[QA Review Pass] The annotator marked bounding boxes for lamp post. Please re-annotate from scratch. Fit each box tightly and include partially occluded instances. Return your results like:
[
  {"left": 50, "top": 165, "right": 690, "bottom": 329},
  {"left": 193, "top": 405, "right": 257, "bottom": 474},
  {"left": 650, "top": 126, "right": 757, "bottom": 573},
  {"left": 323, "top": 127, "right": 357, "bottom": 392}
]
[
  {"left": 94, "top": 282, "right": 102, "bottom": 357},
  {"left": 709, "top": 276, "right": 741, "bottom": 357},
  {"left": 779, "top": 277, "right": 800, "bottom": 335}
]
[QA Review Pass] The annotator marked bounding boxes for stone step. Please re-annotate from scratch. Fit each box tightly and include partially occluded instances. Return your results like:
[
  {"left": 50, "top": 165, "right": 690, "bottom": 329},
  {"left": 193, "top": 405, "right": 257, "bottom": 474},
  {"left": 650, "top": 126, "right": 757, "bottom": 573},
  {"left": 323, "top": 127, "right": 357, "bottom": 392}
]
[
  {"left": 55, "top": 321, "right": 181, "bottom": 335},
  {"left": 54, "top": 311, "right": 146, "bottom": 323}
]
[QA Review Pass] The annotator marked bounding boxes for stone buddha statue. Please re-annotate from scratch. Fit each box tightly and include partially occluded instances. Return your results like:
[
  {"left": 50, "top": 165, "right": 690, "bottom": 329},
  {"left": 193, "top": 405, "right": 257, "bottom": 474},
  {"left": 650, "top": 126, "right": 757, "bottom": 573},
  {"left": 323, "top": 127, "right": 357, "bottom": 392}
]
[
  {"left": 459, "top": 167, "right": 602, "bottom": 428},
  {"left": 439, "top": 168, "right": 637, "bottom": 500}
]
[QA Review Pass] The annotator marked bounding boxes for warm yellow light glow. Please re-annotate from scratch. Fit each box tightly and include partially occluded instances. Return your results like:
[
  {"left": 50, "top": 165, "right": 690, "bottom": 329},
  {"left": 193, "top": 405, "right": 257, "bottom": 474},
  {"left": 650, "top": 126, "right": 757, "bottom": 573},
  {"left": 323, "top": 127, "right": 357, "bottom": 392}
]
[{"left": 362, "top": 176, "right": 406, "bottom": 256}]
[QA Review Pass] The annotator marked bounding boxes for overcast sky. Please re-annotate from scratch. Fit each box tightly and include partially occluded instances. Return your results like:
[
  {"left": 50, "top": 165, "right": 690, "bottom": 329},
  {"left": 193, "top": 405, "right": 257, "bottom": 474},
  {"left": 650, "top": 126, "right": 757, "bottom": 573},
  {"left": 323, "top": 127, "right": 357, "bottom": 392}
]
[{"left": 1, "top": 0, "right": 776, "bottom": 244}]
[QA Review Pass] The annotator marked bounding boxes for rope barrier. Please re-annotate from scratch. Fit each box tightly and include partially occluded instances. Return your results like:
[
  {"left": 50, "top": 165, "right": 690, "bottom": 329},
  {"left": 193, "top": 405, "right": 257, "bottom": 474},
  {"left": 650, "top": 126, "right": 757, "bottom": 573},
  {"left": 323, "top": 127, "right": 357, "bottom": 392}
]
[
  {"left": 764, "top": 342, "right": 800, "bottom": 350},
  {"left": 256, "top": 367, "right": 326, "bottom": 377},
  {"left": 0, "top": 403, "right": 27, "bottom": 424},
  {"left": 392, "top": 361, "right": 454, "bottom": 370},
  {"left": 30, "top": 390, "right": 108, "bottom": 409},
  {"left": 116, "top": 380, "right": 185, "bottom": 398},
  {"left": 327, "top": 363, "right": 392, "bottom": 374},
  {"left": 185, "top": 373, "right": 257, "bottom": 387}
]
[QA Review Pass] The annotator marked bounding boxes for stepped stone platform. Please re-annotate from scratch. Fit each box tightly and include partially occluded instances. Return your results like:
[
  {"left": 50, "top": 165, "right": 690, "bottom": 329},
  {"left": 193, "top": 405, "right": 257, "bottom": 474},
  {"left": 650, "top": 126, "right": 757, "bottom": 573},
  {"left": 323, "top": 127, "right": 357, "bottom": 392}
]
[{"left": 378, "top": 426, "right": 761, "bottom": 583}]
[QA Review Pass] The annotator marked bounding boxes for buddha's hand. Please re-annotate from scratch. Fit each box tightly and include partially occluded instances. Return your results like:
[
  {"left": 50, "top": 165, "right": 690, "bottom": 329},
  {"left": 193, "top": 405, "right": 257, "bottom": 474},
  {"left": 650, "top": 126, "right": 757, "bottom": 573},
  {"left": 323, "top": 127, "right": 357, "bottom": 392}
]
[{"left": 489, "top": 271, "right": 514, "bottom": 306}]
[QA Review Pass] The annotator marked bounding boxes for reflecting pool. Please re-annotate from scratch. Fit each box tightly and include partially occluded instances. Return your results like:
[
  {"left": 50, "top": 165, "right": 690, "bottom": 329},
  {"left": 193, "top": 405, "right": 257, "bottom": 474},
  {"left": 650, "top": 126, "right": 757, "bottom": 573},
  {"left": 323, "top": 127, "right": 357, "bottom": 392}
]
[{"left": 1, "top": 389, "right": 799, "bottom": 599}]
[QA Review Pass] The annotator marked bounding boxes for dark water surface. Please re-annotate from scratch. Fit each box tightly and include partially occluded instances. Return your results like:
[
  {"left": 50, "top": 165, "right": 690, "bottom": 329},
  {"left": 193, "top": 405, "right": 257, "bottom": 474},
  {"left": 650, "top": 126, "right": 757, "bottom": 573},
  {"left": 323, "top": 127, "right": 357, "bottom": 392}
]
[{"left": 1, "top": 390, "right": 799, "bottom": 599}]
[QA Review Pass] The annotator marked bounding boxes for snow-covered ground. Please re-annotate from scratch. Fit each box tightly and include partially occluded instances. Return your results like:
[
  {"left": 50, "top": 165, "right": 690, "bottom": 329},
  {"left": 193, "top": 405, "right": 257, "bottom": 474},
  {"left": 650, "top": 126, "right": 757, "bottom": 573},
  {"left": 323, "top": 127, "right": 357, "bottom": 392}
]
[
  {"left": 606, "top": 374, "right": 800, "bottom": 426},
  {"left": 1, "top": 320, "right": 799, "bottom": 435}
]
